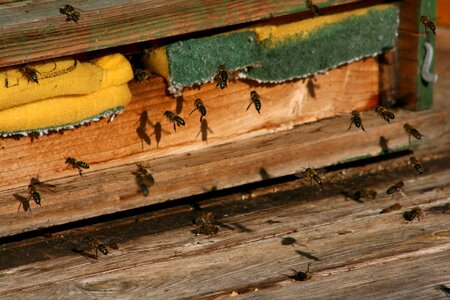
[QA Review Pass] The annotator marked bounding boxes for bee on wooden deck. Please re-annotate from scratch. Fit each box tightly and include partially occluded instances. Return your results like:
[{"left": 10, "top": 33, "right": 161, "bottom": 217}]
[
  {"left": 13, "top": 193, "right": 32, "bottom": 213},
  {"left": 19, "top": 65, "right": 40, "bottom": 84},
  {"left": 306, "top": 0, "right": 319, "bottom": 18},
  {"left": 65, "top": 157, "right": 90, "bottom": 176},
  {"left": 375, "top": 106, "right": 395, "bottom": 123},
  {"left": 287, "top": 263, "right": 312, "bottom": 281},
  {"left": 132, "top": 163, "right": 155, "bottom": 197},
  {"left": 348, "top": 110, "right": 365, "bottom": 132},
  {"left": 189, "top": 98, "right": 207, "bottom": 122},
  {"left": 85, "top": 235, "right": 108, "bottom": 259},
  {"left": 214, "top": 65, "right": 229, "bottom": 89},
  {"left": 164, "top": 111, "right": 185, "bottom": 132},
  {"left": 246, "top": 91, "right": 262, "bottom": 114},
  {"left": 379, "top": 203, "right": 402, "bottom": 214},
  {"left": 192, "top": 212, "right": 219, "bottom": 236},
  {"left": 403, "top": 207, "right": 423, "bottom": 222},
  {"left": 60, "top": 4, "right": 81, "bottom": 23},
  {"left": 386, "top": 181, "right": 405, "bottom": 198},
  {"left": 353, "top": 189, "right": 377, "bottom": 202},
  {"left": 296, "top": 168, "right": 323, "bottom": 186},
  {"left": 136, "top": 110, "right": 151, "bottom": 149},
  {"left": 409, "top": 156, "right": 424, "bottom": 175},
  {"left": 404, "top": 123, "right": 423, "bottom": 144},
  {"left": 420, "top": 16, "right": 436, "bottom": 35}
]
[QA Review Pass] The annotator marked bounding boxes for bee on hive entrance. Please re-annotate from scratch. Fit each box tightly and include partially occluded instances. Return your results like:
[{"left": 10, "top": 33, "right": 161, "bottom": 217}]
[
  {"left": 296, "top": 168, "right": 323, "bottom": 186},
  {"left": 246, "top": 91, "right": 262, "bottom": 114},
  {"left": 375, "top": 106, "right": 395, "bottom": 123},
  {"left": 132, "top": 163, "right": 155, "bottom": 197},
  {"left": 348, "top": 110, "right": 365, "bottom": 132},
  {"left": 352, "top": 189, "right": 377, "bottom": 202},
  {"left": 19, "top": 65, "right": 40, "bottom": 84},
  {"left": 163, "top": 111, "right": 185, "bottom": 132},
  {"left": 420, "top": 16, "right": 436, "bottom": 35},
  {"left": 386, "top": 181, "right": 406, "bottom": 198},
  {"left": 13, "top": 193, "right": 32, "bottom": 213},
  {"left": 189, "top": 98, "right": 207, "bottom": 122},
  {"left": 404, "top": 123, "right": 423, "bottom": 145},
  {"left": 65, "top": 157, "right": 90, "bottom": 176},
  {"left": 134, "top": 68, "right": 151, "bottom": 82},
  {"left": 214, "top": 65, "right": 229, "bottom": 89},
  {"left": 306, "top": 0, "right": 319, "bottom": 18},
  {"left": 192, "top": 212, "right": 219, "bottom": 236},
  {"left": 85, "top": 235, "right": 108, "bottom": 259},
  {"left": 60, "top": 4, "right": 81, "bottom": 23},
  {"left": 403, "top": 207, "right": 423, "bottom": 222},
  {"left": 409, "top": 156, "right": 424, "bottom": 175},
  {"left": 379, "top": 203, "right": 401, "bottom": 214},
  {"left": 287, "top": 263, "right": 312, "bottom": 281}
]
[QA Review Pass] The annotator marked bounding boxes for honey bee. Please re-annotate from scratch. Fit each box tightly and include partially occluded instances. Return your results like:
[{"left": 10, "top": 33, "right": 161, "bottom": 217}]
[
  {"left": 386, "top": 181, "right": 406, "bottom": 197},
  {"left": 19, "top": 65, "right": 40, "bottom": 84},
  {"left": 13, "top": 193, "right": 32, "bottom": 212},
  {"left": 132, "top": 163, "right": 155, "bottom": 197},
  {"left": 420, "top": 16, "right": 436, "bottom": 35},
  {"left": 192, "top": 212, "right": 219, "bottom": 236},
  {"left": 375, "top": 106, "right": 395, "bottom": 123},
  {"left": 403, "top": 207, "right": 423, "bottom": 222},
  {"left": 134, "top": 68, "right": 151, "bottom": 81},
  {"left": 27, "top": 177, "right": 56, "bottom": 206},
  {"left": 85, "top": 235, "right": 108, "bottom": 259},
  {"left": 136, "top": 110, "right": 151, "bottom": 149},
  {"left": 60, "top": 4, "right": 81, "bottom": 23},
  {"left": 247, "top": 91, "right": 262, "bottom": 114},
  {"left": 379, "top": 203, "right": 402, "bottom": 214},
  {"left": 306, "top": 0, "right": 319, "bottom": 18},
  {"left": 353, "top": 189, "right": 377, "bottom": 202},
  {"left": 409, "top": 156, "right": 424, "bottom": 175},
  {"left": 214, "top": 65, "right": 229, "bottom": 89},
  {"left": 404, "top": 123, "right": 423, "bottom": 143},
  {"left": 287, "top": 263, "right": 312, "bottom": 281},
  {"left": 189, "top": 98, "right": 207, "bottom": 122},
  {"left": 297, "top": 168, "right": 322, "bottom": 186},
  {"left": 65, "top": 157, "right": 90, "bottom": 176},
  {"left": 348, "top": 110, "right": 365, "bottom": 132},
  {"left": 164, "top": 111, "right": 185, "bottom": 132}
]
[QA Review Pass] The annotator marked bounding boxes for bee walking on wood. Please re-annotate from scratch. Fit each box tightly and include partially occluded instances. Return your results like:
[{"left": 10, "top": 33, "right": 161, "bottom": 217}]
[
  {"left": 286, "top": 263, "right": 312, "bottom": 281},
  {"left": 214, "top": 65, "right": 229, "bottom": 89},
  {"left": 247, "top": 91, "right": 262, "bottom": 114},
  {"left": 189, "top": 98, "right": 207, "bottom": 122},
  {"left": 409, "top": 156, "right": 424, "bottom": 175},
  {"left": 348, "top": 110, "right": 365, "bottom": 132},
  {"left": 85, "top": 235, "right": 108, "bottom": 259},
  {"left": 13, "top": 194, "right": 32, "bottom": 213},
  {"left": 192, "top": 212, "right": 219, "bottom": 236},
  {"left": 404, "top": 123, "right": 423, "bottom": 144},
  {"left": 132, "top": 163, "right": 155, "bottom": 197},
  {"left": 65, "top": 157, "right": 90, "bottom": 176},
  {"left": 420, "top": 16, "right": 436, "bottom": 35},
  {"left": 60, "top": 4, "right": 81, "bottom": 23},
  {"left": 386, "top": 181, "right": 406, "bottom": 198},
  {"left": 19, "top": 65, "right": 40, "bottom": 84},
  {"left": 352, "top": 189, "right": 377, "bottom": 202},
  {"left": 164, "top": 111, "right": 185, "bottom": 132},
  {"left": 306, "top": 0, "right": 319, "bottom": 18},
  {"left": 375, "top": 106, "right": 395, "bottom": 123},
  {"left": 403, "top": 207, "right": 423, "bottom": 222},
  {"left": 380, "top": 203, "right": 402, "bottom": 214}
]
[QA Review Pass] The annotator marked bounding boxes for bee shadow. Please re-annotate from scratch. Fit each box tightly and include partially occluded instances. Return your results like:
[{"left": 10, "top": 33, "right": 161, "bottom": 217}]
[{"left": 295, "top": 250, "right": 320, "bottom": 261}]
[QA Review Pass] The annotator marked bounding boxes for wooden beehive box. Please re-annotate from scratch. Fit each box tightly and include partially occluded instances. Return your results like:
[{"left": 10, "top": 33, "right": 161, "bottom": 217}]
[{"left": 0, "top": 0, "right": 444, "bottom": 239}]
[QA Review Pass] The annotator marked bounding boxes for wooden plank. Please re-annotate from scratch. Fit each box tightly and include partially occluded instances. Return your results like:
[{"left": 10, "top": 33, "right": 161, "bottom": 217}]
[
  {"left": 0, "top": 0, "right": 366, "bottom": 68},
  {"left": 0, "top": 164, "right": 449, "bottom": 298},
  {"left": 437, "top": 0, "right": 450, "bottom": 27},
  {"left": 0, "top": 107, "right": 445, "bottom": 238},
  {"left": 0, "top": 58, "right": 380, "bottom": 192}
]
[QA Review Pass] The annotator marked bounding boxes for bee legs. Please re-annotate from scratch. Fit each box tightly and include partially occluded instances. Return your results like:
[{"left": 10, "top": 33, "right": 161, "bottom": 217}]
[{"left": 347, "top": 121, "right": 353, "bottom": 131}]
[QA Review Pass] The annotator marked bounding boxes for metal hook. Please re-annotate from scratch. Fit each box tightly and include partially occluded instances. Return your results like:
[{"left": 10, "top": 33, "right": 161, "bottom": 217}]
[{"left": 421, "top": 42, "right": 438, "bottom": 83}]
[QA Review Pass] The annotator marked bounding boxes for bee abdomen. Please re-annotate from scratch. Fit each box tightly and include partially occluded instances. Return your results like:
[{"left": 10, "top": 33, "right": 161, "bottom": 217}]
[
  {"left": 410, "top": 129, "right": 422, "bottom": 140},
  {"left": 174, "top": 116, "right": 185, "bottom": 126},
  {"left": 98, "top": 244, "right": 109, "bottom": 255},
  {"left": 77, "top": 161, "right": 90, "bottom": 169},
  {"left": 31, "top": 192, "right": 41, "bottom": 205},
  {"left": 312, "top": 174, "right": 322, "bottom": 185}
]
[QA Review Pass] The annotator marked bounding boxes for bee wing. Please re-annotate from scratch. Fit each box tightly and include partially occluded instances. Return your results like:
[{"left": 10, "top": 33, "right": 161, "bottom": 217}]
[{"left": 294, "top": 171, "right": 306, "bottom": 179}]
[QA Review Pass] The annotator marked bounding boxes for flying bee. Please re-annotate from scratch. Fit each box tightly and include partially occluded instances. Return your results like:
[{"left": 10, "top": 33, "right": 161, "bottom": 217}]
[
  {"left": 65, "top": 157, "right": 90, "bottom": 176},
  {"left": 132, "top": 163, "right": 155, "bottom": 197},
  {"left": 386, "top": 181, "right": 406, "bottom": 197},
  {"left": 375, "top": 106, "right": 395, "bottom": 123},
  {"left": 214, "top": 65, "right": 229, "bottom": 89},
  {"left": 247, "top": 91, "right": 262, "bottom": 114},
  {"left": 60, "top": 4, "right": 81, "bottom": 23},
  {"left": 404, "top": 123, "right": 423, "bottom": 144},
  {"left": 287, "top": 263, "right": 312, "bottom": 281},
  {"left": 409, "top": 156, "right": 424, "bottom": 175},
  {"left": 13, "top": 193, "right": 32, "bottom": 213},
  {"left": 85, "top": 235, "right": 108, "bottom": 259},
  {"left": 163, "top": 111, "right": 185, "bottom": 132},
  {"left": 403, "top": 207, "right": 423, "bottom": 222},
  {"left": 380, "top": 203, "right": 402, "bottom": 214},
  {"left": 189, "top": 98, "right": 207, "bottom": 122},
  {"left": 28, "top": 184, "right": 41, "bottom": 206},
  {"left": 19, "top": 65, "right": 40, "bottom": 84},
  {"left": 420, "top": 16, "right": 436, "bottom": 35},
  {"left": 306, "top": 0, "right": 319, "bottom": 18},
  {"left": 348, "top": 110, "right": 365, "bottom": 132}
]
